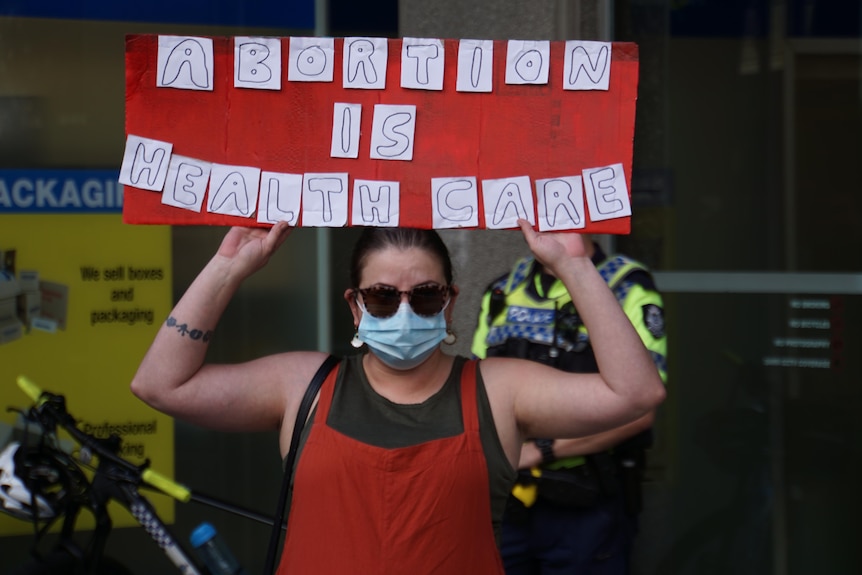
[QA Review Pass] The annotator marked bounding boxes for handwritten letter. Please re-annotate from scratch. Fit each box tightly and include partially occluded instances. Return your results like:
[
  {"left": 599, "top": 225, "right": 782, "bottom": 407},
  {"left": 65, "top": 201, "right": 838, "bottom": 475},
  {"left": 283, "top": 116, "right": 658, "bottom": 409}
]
[
  {"left": 401, "top": 38, "right": 445, "bottom": 90},
  {"left": 207, "top": 164, "right": 261, "bottom": 218},
  {"left": 162, "top": 155, "right": 211, "bottom": 212},
  {"left": 234, "top": 37, "right": 281, "bottom": 90},
  {"left": 431, "top": 177, "right": 478, "bottom": 228},
  {"left": 258, "top": 172, "right": 302, "bottom": 225},
  {"left": 330, "top": 103, "right": 362, "bottom": 159},
  {"left": 157, "top": 36, "right": 214, "bottom": 91},
  {"left": 288, "top": 37, "right": 335, "bottom": 82},
  {"left": 482, "top": 176, "right": 535, "bottom": 229},
  {"left": 343, "top": 37, "right": 388, "bottom": 89},
  {"left": 302, "top": 173, "right": 348, "bottom": 226},
  {"left": 582, "top": 163, "right": 632, "bottom": 222},
  {"left": 505, "top": 40, "right": 550, "bottom": 85},
  {"left": 456, "top": 40, "right": 493, "bottom": 93},
  {"left": 536, "top": 176, "right": 586, "bottom": 231},
  {"left": 564, "top": 41, "right": 611, "bottom": 91},
  {"left": 370, "top": 105, "right": 416, "bottom": 161},
  {"left": 352, "top": 179, "right": 400, "bottom": 226},
  {"left": 119, "top": 135, "right": 173, "bottom": 192}
]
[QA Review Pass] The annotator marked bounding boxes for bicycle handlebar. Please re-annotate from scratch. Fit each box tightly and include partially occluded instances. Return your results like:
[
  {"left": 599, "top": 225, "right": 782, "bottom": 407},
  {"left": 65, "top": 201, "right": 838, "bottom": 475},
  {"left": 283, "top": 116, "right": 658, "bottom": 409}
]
[
  {"left": 16, "top": 375, "right": 43, "bottom": 405},
  {"left": 142, "top": 469, "right": 191, "bottom": 503},
  {"left": 16, "top": 375, "right": 191, "bottom": 504}
]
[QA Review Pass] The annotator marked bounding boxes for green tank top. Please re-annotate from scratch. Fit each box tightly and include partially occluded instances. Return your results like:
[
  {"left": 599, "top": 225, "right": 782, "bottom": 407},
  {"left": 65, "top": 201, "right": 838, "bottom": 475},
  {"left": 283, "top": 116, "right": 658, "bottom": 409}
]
[{"left": 291, "top": 353, "right": 517, "bottom": 542}]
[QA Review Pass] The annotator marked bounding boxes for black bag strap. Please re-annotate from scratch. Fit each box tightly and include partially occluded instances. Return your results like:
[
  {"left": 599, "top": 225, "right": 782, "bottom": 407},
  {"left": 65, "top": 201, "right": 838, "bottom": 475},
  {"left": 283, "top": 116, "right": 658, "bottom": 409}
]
[{"left": 263, "top": 354, "right": 340, "bottom": 575}]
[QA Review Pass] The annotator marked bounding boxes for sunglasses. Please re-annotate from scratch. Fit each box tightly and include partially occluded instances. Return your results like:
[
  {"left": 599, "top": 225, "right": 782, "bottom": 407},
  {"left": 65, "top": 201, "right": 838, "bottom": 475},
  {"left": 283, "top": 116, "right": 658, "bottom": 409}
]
[{"left": 356, "top": 284, "right": 451, "bottom": 318}]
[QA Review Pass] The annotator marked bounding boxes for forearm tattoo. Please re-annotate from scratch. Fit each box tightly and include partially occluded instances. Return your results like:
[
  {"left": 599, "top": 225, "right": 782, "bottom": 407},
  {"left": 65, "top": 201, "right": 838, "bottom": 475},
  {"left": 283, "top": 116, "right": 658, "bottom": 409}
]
[{"left": 165, "top": 316, "right": 213, "bottom": 343}]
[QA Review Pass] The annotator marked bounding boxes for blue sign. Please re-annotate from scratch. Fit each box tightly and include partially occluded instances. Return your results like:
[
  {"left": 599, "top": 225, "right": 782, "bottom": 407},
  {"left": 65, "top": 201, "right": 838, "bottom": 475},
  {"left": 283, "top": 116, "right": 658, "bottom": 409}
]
[
  {"left": 0, "top": 1, "right": 314, "bottom": 30},
  {"left": 0, "top": 169, "right": 123, "bottom": 214}
]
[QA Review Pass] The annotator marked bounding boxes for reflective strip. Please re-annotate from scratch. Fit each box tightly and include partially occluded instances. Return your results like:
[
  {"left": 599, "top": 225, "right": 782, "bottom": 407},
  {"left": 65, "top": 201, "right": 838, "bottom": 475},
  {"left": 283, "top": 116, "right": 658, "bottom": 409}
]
[
  {"left": 651, "top": 350, "right": 668, "bottom": 376},
  {"left": 486, "top": 324, "right": 554, "bottom": 346}
]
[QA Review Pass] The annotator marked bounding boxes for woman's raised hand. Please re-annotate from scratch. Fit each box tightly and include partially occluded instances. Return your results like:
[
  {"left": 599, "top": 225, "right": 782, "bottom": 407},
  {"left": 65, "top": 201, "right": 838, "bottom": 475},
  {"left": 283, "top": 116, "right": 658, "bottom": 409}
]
[
  {"left": 216, "top": 220, "right": 293, "bottom": 278},
  {"left": 517, "top": 219, "right": 587, "bottom": 275}
]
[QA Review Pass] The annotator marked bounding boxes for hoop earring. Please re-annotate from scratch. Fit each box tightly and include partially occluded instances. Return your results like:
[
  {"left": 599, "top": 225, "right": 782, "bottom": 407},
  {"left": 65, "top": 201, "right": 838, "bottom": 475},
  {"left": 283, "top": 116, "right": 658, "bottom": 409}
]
[
  {"left": 351, "top": 330, "right": 364, "bottom": 349},
  {"left": 443, "top": 328, "right": 456, "bottom": 345}
]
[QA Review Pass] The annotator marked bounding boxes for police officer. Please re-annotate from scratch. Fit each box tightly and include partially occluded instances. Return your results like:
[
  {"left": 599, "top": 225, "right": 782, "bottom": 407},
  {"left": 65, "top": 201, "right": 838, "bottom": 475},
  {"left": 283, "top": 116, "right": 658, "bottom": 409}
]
[{"left": 471, "top": 235, "right": 667, "bottom": 575}]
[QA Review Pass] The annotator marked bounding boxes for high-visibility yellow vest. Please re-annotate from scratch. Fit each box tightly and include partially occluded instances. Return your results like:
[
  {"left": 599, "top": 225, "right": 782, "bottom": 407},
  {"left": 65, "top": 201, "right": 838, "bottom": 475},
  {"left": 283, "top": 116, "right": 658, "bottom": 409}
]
[
  {"left": 472, "top": 254, "right": 666, "bottom": 380},
  {"left": 471, "top": 253, "right": 667, "bottom": 507}
]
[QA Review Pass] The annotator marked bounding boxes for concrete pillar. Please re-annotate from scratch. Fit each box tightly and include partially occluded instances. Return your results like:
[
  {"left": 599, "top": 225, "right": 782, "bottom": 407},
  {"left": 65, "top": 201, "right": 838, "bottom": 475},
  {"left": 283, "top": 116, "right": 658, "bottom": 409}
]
[{"left": 398, "top": 0, "right": 612, "bottom": 356}]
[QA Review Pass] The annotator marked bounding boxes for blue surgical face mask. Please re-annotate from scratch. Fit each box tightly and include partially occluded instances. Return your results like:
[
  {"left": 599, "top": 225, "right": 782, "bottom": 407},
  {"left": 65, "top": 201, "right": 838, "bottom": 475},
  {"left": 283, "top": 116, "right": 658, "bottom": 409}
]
[{"left": 357, "top": 302, "right": 448, "bottom": 370}]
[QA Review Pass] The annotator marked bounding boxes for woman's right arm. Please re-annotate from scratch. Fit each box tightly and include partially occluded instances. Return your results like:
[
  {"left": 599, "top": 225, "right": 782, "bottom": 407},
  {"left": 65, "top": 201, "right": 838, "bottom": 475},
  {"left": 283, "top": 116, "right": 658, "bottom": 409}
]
[{"left": 130, "top": 222, "right": 327, "bottom": 433}]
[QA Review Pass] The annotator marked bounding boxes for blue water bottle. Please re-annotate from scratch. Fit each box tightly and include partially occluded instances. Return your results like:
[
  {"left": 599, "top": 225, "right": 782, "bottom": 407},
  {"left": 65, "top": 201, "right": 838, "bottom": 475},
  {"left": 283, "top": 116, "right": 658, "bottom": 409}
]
[{"left": 190, "top": 522, "right": 247, "bottom": 575}]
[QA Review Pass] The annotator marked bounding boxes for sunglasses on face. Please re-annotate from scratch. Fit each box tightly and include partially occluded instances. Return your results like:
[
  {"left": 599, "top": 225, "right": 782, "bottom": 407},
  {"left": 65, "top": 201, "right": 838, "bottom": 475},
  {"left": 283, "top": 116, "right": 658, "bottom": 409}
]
[{"left": 356, "top": 283, "right": 451, "bottom": 318}]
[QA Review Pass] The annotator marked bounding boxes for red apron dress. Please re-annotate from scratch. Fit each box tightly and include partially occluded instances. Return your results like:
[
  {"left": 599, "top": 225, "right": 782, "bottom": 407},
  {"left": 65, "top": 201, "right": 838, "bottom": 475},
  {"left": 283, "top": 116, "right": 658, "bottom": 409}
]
[{"left": 276, "top": 360, "right": 505, "bottom": 575}]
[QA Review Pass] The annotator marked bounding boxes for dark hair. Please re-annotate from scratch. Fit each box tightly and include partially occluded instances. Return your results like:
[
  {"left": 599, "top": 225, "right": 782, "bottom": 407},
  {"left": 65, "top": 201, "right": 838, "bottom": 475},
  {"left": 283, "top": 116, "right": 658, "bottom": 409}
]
[{"left": 350, "top": 227, "right": 453, "bottom": 287}]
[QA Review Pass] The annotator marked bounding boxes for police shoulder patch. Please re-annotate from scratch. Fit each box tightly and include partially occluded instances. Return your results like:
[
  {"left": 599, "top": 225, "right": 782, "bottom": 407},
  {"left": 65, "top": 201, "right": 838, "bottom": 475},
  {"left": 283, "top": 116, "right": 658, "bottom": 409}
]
[{"left": 642, "top": 304, "right": 665, "bottom": 339}]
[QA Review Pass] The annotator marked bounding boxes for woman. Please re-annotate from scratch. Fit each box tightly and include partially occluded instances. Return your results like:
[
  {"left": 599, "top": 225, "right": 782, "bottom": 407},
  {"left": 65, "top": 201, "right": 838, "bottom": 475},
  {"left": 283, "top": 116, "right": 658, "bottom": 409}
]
[{"left": 130, "top": 219, "right": 665, "bottom": 574}]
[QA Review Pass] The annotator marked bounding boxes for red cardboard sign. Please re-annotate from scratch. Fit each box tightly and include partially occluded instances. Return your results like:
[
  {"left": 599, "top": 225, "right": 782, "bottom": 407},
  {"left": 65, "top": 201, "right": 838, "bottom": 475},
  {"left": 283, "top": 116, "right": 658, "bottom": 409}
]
[{"left": 123, "top": 35, "right": 638, "bottom": 232}]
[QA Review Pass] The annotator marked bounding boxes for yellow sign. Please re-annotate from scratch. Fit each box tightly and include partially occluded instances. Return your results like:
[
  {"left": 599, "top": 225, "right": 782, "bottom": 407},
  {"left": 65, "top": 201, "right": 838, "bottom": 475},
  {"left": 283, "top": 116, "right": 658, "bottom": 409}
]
[{"left": 0, "top": 213, "right": 174, "bottom": 534}]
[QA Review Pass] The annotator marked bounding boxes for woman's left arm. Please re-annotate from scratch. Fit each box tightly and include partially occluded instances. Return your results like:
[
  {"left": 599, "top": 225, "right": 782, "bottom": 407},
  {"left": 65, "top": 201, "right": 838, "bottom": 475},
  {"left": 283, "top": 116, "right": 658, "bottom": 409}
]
[{"left": 482, "top": 220, "right": 666, "bottom": 446}]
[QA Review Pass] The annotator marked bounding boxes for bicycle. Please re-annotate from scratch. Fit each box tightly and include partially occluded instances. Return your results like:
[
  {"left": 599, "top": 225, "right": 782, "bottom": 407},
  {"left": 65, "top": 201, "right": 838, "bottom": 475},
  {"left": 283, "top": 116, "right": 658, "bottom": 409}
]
[{"left": 1, "top": 375, "right": 275, "bottom": 574}]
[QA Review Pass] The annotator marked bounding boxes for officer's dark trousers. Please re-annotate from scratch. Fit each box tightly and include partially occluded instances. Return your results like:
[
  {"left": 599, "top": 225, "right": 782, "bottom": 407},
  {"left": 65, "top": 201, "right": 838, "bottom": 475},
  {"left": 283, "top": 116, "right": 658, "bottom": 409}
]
[{"left": 500, "top": 494, "right": 637, "bottom": 575}]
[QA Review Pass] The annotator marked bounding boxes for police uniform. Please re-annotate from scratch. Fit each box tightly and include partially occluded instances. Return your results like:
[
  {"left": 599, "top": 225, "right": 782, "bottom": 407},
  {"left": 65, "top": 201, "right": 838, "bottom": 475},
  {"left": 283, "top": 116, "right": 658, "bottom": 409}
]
[{"left": 471, "top": 244, "right": 667, "bottom": 575}]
